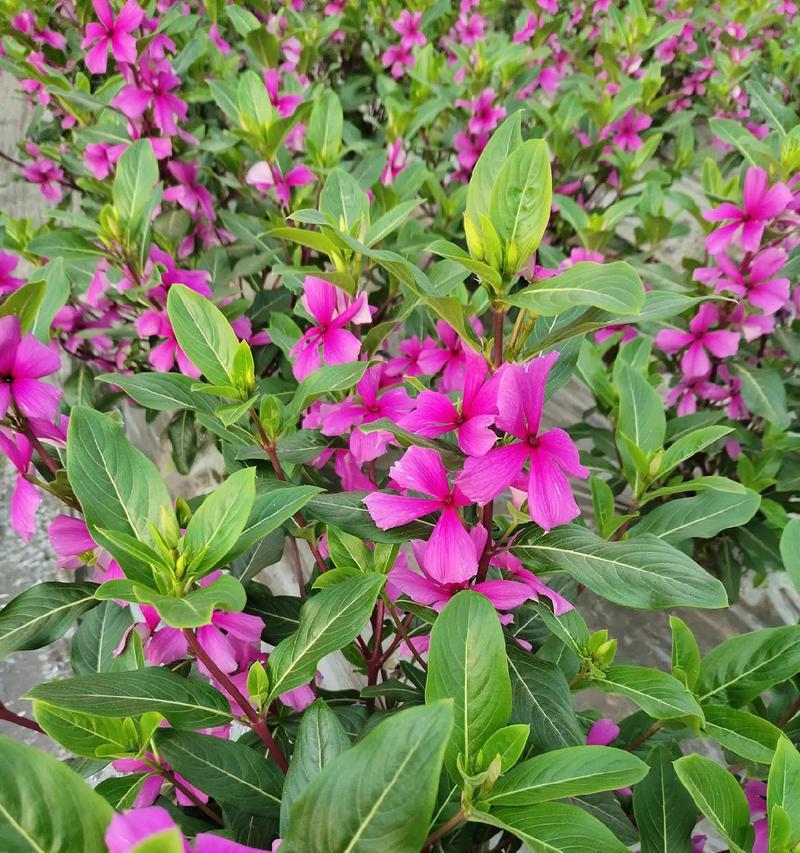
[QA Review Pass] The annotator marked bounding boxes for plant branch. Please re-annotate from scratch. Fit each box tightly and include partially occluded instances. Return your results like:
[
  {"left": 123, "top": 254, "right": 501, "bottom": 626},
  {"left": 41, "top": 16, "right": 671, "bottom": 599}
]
[
  {"left": 624, "top": 720, "right": 662, "bottom": 752},
  {"left": 423, "top": 808, "right": 466, "bottom": 849},
  {"left": 0, "top": 700, "right": 44, "bottom": 733},
  {"left": 157, "top": 764, "right": 224, "bottom": 825},
  {"left": 181, "top": 629, "right": 288, "bottom": 772}
]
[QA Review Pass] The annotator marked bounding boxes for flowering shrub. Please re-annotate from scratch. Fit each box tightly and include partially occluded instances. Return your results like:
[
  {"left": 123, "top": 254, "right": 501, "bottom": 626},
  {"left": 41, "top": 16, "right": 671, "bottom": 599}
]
[{"left": 0, "top": 0, "right": 800, "bottom": 851}]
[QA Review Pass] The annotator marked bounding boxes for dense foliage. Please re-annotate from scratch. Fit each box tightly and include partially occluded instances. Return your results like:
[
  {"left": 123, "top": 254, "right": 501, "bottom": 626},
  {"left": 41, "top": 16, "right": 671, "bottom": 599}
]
[{"left": 0, "top": 0, "right": 799, "bottom": 850}]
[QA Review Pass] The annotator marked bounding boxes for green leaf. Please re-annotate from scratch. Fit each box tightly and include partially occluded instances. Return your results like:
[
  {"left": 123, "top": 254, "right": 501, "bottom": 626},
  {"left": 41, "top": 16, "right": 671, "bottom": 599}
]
[
  {"left": 425, "top": 590, "right": 511, "bottom": 777},
  {"left": 477, "top": 724, "right": 529, "bottom": 773},
  {"left": 306, "top": 91, "right": 343, "bottom": 168},
  {"left": 244, "top": 582, "right": 301, "bottom": 644},
  {"left": 283, "top": 702, "right": 453, "bottom": 853},
  {"left": 734, "top": 365, "right": 791, "bottom": 430},
  {"left": 94, "top": 774, "right": 149, "bottom": 810},
  {"left": 0, "top": 279, "right": 45, "bottom": 331},
  {"left": 286, "top": 361, "right": 370, "bottom": 420},
  {"left": 0, "top": 582, "right": 99, "bottom": 661},
  {"left": 674, "top": 754, "right": 754, "bottom": 853},
  {"left": 506, "top": 262, "right": 645, "bottom": 317},
  {"left": 280, "top": 699, "right": 350, "bottom": 834},
  {"left": 659, "top": 426, "right": 733, "bottom": 479},
  {"left": 701, "top": 705, "right": 782, "bottom": 764},
  {"left": 698, "top": 625, "right": 800, "bottom": 705},
  {"left": 185, "top": 468, "right": 256, "bottom": 574},
  {"left": 670, "top": 616, "right": 701, "bottom": 691},
  {"left": 366, "top": 199, "right": 422, "bottom": 247},
  {"left": 267, "top": 574, "right": 385, "bottom": 702},
  {"left": 595, "top": 665, "right": 704, "bottom": 721},
  {"left": 319, "top": 168, "right": 369, "bottom": 232},
  {"left": 112, "top": 139, "right": 159, "bottom": 237},
  {"left": 154, "top": 730, "right": 282, "bottom": 817},
  {"left": 630, "top": 489, "right": 761, "bottom": 544},
  {"left": 483, "top": 745, "right": 647, "bottom": 806},
  {"left": 96, "top": 372, "right": 217, "bottom": 413},
  {"left": 781, "top": 519, "right": 800, "bottom": 596},
  {"left": 425, "top": 239, "right": 502, "bottom": 289},
  {"left": 0, "top": 735, "right": 113, "bottom": 852},
  {"left": 71, "top": 601, "right": 133, "bottom": 675},
  {"left": 26, "top": 668, "right": 233, "bottom": 729},
  {"left": 485, "top": 801, "right": 629, "bottom": 852},
  {"left": 633, "top": 744, "right": 697, "bottom": 853},
  {"left": 617, "top": 364, "right": 665, "bottom": 455},
  {"left": 167, "top": 284, "right": 240, "bottom": 387},
  {"left": 228, "top": 485, "right": 323, "bottom": 560},
  {"left": 67, "top": 407, "right": 175, "bottom": 584},
  {"left": 304, "top": 490, "right": 431, "bottom": 542},
  {"left": 512, "top": 526, "right": 727, "bottom": 610},
  {"left": 32, "top": 703, "right": 132, "bottom": 759},
  {"left": 96, "top": 574, "right": 247, "bottom": 630},
  {"left": 488, "top": 138, "right": 552, "bottom": 271},
  {"left": 465, "top": 112, "right": 523, "bottom": 259},
  {"left": 507, "top": 645, "right": 583, "bottom": 751},
  {"left": 768, "top": 738, "right": 800, "bottom": 849}
]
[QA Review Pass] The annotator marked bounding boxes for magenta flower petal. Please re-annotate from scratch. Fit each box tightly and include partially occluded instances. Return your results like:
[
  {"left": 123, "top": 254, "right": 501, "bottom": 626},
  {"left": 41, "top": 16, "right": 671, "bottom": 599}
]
[
  {"left": 364, "top": 492, "right": 440, "bottom": 529},
  {"left": 389, "top": 446, "right": 450, "bottom": 500},
  {"left": 106, "top": 807, "right": 185, "bottom": 853},
  {"left": 536, "top": 428, "right": 589, "bottom": 478},
  {"left": 457, "top": 443, "right": 530, "bottom": 505},
  {"left": 321, "top": 327, "right": 361, "bottom": 365},
  {"left": 0, "top": 316, "right": 22, "bottom": 374},
  {"left": 425, "top": 506, "right": 476, "bottom": 584},
  {"left": 11, "top": 475, "right": 41, "bottom": 541},
  {"left": 527, "top": 447, "right": 582, "bottom": 531},
  {"left": 401, "top": 391, "right": 458, "bottom": 438},
  {"left": 472, "top": 579, "right": 531, "bottom": 610},
  {"left": 12, "top": 378, "right": 62, "bottom": 420},
  {"left": 680, "top": 342, "right": 711, "bottom": 378},
  {"left": 457, "top": 413, "right": 498, "bottom": 457},
  {"left": 654, "top": 328, "right": 694, "bottom": 354},
  {"left": 389, "top": 564, "right": 446, "bottom": 606},
  {"left": 13, "top": 334, "right": 61, "bottom": 379},
  {"left": 702, "top": 329, "right": 739, "bottom": 359},
  {"left": 586, "top": 718, "right": 620, "bottom": 746}
]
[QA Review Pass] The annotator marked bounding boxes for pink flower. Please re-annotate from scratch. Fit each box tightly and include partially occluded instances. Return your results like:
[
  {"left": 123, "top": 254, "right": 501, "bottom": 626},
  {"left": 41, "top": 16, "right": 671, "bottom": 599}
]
[
  {"left": 608, "top": 109, "right": 652, "bottom": 151},
  {"left": 135, "top": 309, "right": 201, "bottom": 377},
  {"left": 320, "top": 365, "right": 412, "bottom": 464},
  {"left": 381, "top": 139, "right": 407, "bottom": 186},
  {"left": 365, "top": 446, "right": 475, "bottom": 583},
  {"left": 713, "top": 248, "right": 789, "bottom": 315},
  {"left": 666, "top": 376, "right": 727, "bottom": 416},
  {"left": 264, "top": 68, "right": 303, "bottom": 118},
  {"left": 393, "top": 11, "right": 426, "bottom": 49},
  {"left": 458, "top": 88, "right": 506, "bottom": 135},
  {"left": 81, "top": 0, "right": 144, "bottom": 75},
  {"left": 289, "top": 276, "right": 370, "bottom": 381},
  {"left": 48, "top": 515, "right": 97, "bottom": 568},
  {"left": 21, "top": 157, "right": 64, "bottom": 202},
  {"left": 0, "top": 428, "right": 41, "bottom": 541},
  {"left": 382, "top": 43, "right": 414, "bottom": 78},
  {"left": 401, "top": 349, "right": 499, "bottom": 456},
  {"left": 390, "top": 527, "right": 531, "bottom": 613},
  {"left": 417, "top": 320, "right": 478, "bottom": 391},
  {"left": 385, "top": 335, "right": 442, "bottom": 378},
  {"left": 106, "top": 806, "right": 271, "bottom": 852},
  {"left": 245, "top": 161, "right": 315, "bottom": 208},
  {"left": 457, "top": 352, "right": 590, "bottom": 532},
  {"left": 655, "top": 304, "right": 739, "bottom": 378},
  {"left": 112, "top": 59, "right": 188, "bottom": 136},
  {"left": 0, "top": 315, "right": 61, "bottom": 421},
  {"left": 83, "top": 142, "right": 126, "bottom": 180},
  {"left": 164, "top": 160, "right": 215, "bottom": 221},
  {"left": 703, "top": 167, "right": 793, "bottom": 253},
  {"left": 0, "top": 252, "right": 24, "bottom": 296},
  {"left": 586, "top": 718, "right": 620, "bottom": 746}
]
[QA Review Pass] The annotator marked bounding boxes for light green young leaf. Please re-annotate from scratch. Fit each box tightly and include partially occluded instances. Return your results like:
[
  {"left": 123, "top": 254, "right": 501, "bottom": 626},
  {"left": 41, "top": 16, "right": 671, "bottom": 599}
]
[{"left": 595, "top": 665, "right": 704, "bottom": 721}]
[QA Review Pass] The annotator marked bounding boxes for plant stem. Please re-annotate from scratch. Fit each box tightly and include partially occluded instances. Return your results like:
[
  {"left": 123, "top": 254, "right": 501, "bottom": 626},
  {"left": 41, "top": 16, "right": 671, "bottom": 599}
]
[
  {"left": 13, "top": 405, "right": 61, "bottom": 477},
  {"left": 181, "top": 629, "right": 289, "bottom": 772},
  {"left": 624, "top": 720, "right": 662, "bottom": 752},
  {"left": 158, "top": 764, "right": 224, "bottom": 825},
  {"left": 423, "top": 808, "right": 466, "bottom": 849},
  {"left": 0, "top": 700, "right": 44, "bottom": 733},
  {"left": 778, "top": 695, "right": 800, "bottom": 728}
]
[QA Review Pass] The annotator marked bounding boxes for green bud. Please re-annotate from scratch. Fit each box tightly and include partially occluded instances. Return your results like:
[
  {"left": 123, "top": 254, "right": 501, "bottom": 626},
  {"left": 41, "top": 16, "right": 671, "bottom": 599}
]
[
  {"left": 259, "top": 395, "right": 282, "bottom": 442},
  {"left": 160, "top": 504, "right": 180, "bottom": 549},
  {"left": 174, "top": 498, "right": 192, "bottom": 529},
  {"left": 247, "top": 660, "right": 269, "bottom": 710}
]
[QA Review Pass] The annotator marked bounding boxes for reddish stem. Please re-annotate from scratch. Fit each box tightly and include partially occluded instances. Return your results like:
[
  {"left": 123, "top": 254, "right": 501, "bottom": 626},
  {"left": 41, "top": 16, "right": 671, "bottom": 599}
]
[
  {"left": 181, "top": 629, "right": 289, "bottom": 772},
  {"left": 0, "top": 701, "right": 44, "bottom": 734}
]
